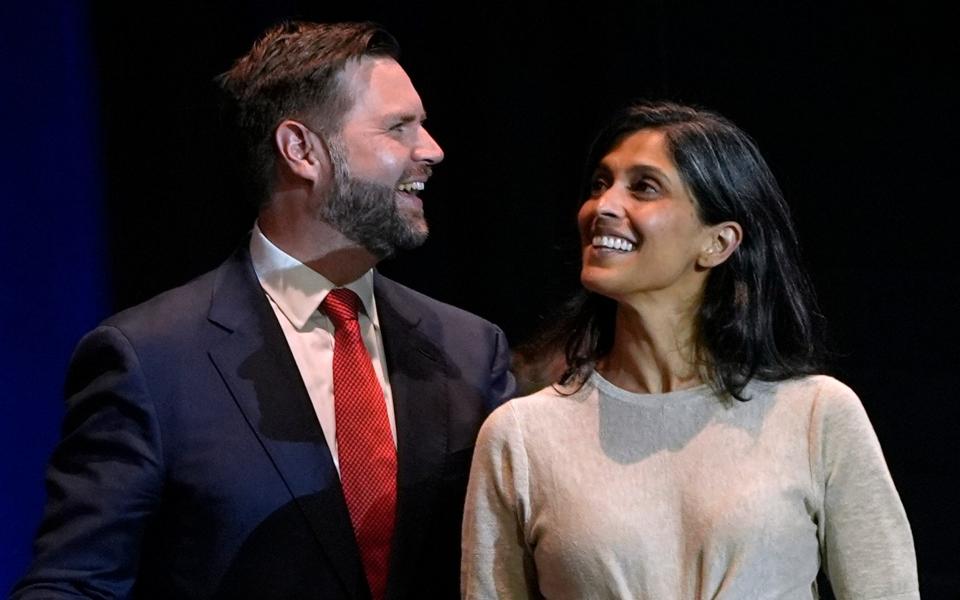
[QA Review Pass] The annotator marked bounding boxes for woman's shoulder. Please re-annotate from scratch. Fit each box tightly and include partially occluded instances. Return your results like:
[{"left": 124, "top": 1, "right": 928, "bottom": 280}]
[
  {"left": 765, "top": 374, "right": 869, "bottom": 423},
  {"left": 482, "top": 380, "right": 593, "bottom": 433},
  {"left": 757, "top": 375, "right": 860, "bottom": 403}
]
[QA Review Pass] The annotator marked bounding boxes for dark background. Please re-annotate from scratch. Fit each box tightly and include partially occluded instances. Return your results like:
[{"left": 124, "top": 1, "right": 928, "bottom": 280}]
[{"left": 3, "top": 1, "right": 957, "bottom": 596}]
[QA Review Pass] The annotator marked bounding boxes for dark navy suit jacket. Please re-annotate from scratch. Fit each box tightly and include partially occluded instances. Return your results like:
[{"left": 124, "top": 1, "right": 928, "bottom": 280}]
[{"left": 13, "top": 246, "right": 515, "bottom": 599}]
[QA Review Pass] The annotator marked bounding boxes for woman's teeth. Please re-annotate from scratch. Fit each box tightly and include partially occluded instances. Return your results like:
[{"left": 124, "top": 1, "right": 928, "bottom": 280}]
[{"left": 592, "top": 235, "right": 635, "bottom": 252}]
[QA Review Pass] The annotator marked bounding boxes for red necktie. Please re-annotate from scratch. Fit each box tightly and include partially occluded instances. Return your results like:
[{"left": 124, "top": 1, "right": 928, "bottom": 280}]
[{"left": 322, "top": 288, "right": 396, "bottom": 600}]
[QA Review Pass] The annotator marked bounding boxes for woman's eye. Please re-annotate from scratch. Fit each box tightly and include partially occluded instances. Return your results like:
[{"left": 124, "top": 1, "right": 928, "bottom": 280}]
[
  {"left": 589, "top": 178, "right": 609, "bottom": 196},
  {"left": 631, "top": 179, "right": 660, "bottom": 196}
]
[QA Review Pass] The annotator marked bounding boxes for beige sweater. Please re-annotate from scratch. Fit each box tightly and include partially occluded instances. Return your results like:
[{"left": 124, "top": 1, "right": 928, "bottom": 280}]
[{"left": 462, "top": 372, "right": 918, "bottom": 600}]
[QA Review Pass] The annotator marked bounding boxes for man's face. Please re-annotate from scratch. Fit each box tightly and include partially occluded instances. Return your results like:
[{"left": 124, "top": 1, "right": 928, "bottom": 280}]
[{"left": 317, "top": 57, "right": 444, "bottom": 258}]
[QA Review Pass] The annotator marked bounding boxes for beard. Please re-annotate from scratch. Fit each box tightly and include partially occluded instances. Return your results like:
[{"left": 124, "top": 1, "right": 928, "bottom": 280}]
[{"left": 316, "top": 139, "right": 429, "bottom": 259}]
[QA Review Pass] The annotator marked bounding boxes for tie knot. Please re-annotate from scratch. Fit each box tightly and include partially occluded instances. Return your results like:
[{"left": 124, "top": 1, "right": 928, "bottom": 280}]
[{"left": 322, "top": 288, "right": 361, "bottom": 328}]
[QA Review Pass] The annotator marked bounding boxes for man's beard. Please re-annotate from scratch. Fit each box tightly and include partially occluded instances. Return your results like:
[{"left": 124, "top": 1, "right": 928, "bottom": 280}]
[{"left": 316, "top": 139, "right": 429, "bottom": 259}]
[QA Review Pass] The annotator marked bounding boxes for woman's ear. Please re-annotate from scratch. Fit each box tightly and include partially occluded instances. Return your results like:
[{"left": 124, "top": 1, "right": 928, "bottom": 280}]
[{"left": 697, "top": 221, "right": 743, "bottom": 268}]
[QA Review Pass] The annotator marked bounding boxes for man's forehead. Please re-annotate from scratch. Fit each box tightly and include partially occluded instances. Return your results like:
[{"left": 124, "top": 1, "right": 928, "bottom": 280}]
[{"left": 339, "top": 56, "right": 426, "bottom": 121}]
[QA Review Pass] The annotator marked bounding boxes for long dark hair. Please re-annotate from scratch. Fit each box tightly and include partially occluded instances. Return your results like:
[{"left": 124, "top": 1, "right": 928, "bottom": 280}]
[{"left": 532, "top": 100, "right": 828, "bottom": 401}]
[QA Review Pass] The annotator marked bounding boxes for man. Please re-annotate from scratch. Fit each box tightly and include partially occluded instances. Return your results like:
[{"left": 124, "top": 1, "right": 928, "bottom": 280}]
[{"left": 13, "top": 21, "right": 515, "bottom": 599}]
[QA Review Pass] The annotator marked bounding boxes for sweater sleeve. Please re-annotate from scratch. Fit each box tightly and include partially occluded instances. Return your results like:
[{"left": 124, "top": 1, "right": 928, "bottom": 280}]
[
  {"left": 461, "top": 402, "right": 541, "bottom": 599},
  {"left": 811, "top": 378, "right": 919, "bottom": 600}
]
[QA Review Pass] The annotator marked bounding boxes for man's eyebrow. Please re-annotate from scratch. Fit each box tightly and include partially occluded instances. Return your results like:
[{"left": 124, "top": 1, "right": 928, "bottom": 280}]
[{"left": 389, "top": 111, "right": 426, "bottom": 124}]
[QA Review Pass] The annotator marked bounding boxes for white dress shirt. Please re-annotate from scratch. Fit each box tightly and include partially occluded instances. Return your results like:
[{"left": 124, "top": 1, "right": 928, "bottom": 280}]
[{"left": 249, "top": 224, "right": 397, "bottom": 473}]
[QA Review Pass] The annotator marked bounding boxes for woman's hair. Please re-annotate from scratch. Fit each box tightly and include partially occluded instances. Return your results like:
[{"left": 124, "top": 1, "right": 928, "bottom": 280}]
[{"left": 533, "top": 100, "right": 828, "bottom": 400}]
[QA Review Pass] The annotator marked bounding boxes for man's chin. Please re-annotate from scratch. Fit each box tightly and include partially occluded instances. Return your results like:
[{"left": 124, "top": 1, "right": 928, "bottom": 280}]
[
  {"left": 396, "top": 225, "right": 429, "bottom": 250},
  {"left": 398, "top": 212, "right": 429, "bottom": 246},
  {"left": 363, "top": 224, "right": 428, "bottom": 259}
]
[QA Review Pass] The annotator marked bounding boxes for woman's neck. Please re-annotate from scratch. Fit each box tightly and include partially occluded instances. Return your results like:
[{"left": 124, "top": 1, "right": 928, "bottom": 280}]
[{"left": 598, "top": 298, "right": 704, "bottom": 394}]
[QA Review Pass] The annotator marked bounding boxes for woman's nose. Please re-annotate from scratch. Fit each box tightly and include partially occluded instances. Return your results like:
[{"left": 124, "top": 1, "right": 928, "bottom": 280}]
[{"left": 595, "top": 188, "right": 625, "bottom": 218}]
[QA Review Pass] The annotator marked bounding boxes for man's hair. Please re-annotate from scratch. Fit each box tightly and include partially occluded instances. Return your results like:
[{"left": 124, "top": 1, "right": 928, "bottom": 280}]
[
  {"left": 216, "top": 21, "right": 400, "bottom": 205},
  {"left": 526, "top": 100, "right": 828, "bottom": 400}
]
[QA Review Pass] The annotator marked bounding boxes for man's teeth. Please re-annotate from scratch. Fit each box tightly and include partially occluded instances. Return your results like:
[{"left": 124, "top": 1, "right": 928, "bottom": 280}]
[
  {"left": 592, "top": 235, "right": 635, "bottom": 252},
  {"left": 397, "top": 181, "right": 425, "bottom": 192}
]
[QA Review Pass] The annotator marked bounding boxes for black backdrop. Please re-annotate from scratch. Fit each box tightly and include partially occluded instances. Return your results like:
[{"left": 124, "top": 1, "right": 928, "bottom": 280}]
[{"left": 73, "top": 1, "right": 960, "bottom": 595}]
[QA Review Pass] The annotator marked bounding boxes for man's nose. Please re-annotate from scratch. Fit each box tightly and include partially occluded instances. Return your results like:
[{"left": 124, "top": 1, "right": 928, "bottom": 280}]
[{"left": 414, "top": 127, "right": 444, "bottom": 165}]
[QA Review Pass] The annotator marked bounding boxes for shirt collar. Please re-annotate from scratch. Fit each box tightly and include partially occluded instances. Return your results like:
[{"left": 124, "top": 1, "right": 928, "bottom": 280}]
[{"left": 249, "top": 223, "right": 378, "bottom": 330}]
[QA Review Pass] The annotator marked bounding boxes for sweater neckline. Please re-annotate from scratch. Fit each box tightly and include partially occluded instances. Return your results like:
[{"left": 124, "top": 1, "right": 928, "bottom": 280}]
[{"left": 588, "top": 369, "right": 717, "bottom": 407}]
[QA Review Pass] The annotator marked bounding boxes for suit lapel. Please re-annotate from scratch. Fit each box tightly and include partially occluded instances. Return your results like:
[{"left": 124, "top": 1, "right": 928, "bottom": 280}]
[
  {"left": 374, "top": 274, "right": 449, "bottom": 598},
  {"left": 206, "top": 247, "right": 365, "bottom": 598}
]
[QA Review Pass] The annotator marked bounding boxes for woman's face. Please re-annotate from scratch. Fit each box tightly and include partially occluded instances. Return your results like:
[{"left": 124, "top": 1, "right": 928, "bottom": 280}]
[{"left": 578, "top": 128, "right": 715, "bottom": 306}]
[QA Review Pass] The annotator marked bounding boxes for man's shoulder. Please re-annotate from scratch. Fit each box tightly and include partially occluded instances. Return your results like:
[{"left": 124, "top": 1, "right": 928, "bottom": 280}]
[
  {"left": 106, "top": 267, "right": 217, "bottom": 328},
  {"left": 374, "top": 272, "right": 501, "bottom": 332},
  {"left": 103, "top": 249, "right": 252, "bottom": 337}
]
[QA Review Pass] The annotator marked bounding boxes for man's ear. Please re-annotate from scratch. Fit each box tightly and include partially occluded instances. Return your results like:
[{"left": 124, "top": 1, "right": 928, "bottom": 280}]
[
  {"left": 274, "top": 120, "right": 329, "bottom": 183},
  {"left": 697, "top": 221, "right": 743, "bottom": 268}
]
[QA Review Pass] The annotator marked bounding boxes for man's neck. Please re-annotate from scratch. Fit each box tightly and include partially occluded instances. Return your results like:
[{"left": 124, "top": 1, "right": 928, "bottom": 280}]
[{"left": 257, "top": 211, "right": 379, "bottom": 286}]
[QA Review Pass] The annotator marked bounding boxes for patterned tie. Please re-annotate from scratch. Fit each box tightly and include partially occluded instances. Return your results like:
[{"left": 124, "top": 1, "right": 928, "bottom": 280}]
[{"left": 322, "top": 288, "right": 396, "bottom": 600}]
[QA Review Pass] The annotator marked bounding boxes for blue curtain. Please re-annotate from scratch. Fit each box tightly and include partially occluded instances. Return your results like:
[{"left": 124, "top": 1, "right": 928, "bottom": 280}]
[{"left": 0, "top": 1, "right": 107, "bottom": 590}]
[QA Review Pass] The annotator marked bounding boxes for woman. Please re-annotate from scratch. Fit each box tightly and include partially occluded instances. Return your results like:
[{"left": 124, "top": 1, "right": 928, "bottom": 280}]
[{"left": 461, "top": 101, "right": 918, "bottom": 599}]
